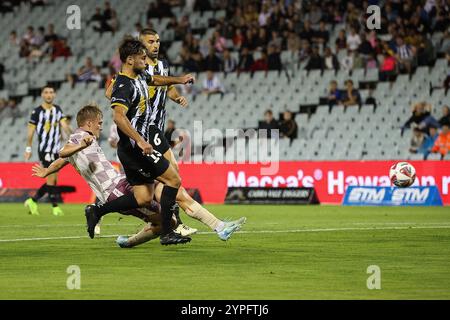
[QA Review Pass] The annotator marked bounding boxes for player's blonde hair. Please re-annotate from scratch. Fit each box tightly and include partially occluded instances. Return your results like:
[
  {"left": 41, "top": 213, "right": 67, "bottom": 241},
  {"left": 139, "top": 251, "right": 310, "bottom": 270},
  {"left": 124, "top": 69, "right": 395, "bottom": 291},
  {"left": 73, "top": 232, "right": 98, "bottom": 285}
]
[{"left": 76, "top": 104, "right": 103, "bottom": 127}]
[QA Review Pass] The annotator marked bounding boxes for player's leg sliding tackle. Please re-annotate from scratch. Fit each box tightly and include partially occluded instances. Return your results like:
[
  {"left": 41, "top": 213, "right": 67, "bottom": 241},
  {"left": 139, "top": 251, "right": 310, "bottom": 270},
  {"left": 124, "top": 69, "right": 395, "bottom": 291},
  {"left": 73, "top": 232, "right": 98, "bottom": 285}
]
[
  {"left": 155, "top": 183, "right": 247, "bottom": 241},
  {"left": 116, "top": 208, "right": 177, "bottom": 248}
]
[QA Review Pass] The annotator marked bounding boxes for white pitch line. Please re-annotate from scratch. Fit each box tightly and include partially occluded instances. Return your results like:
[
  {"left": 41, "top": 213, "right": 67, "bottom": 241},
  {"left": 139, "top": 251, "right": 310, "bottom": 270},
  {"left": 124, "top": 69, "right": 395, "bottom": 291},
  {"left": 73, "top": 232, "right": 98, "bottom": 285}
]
[
  {"left": 0, "top": 223, "right": 138, "bottom": 228},
  {"left": 1, "top": 225, "right": 450, "bottom": 243}
]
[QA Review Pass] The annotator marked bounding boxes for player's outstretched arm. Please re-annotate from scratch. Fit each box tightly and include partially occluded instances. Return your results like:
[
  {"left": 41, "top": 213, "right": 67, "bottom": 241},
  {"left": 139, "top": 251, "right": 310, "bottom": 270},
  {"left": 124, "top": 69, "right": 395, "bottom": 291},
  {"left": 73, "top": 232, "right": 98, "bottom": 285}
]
[
  {"left": 59, "top": 136, "right": 93, "bottom": 158},
  {"left": 32, "top": 158, "right": 68, "bottom": 178},
  {"left": 150, "top": 74, "right": 195, "bottom": 86},
  {"left": 168, "top": 85, "right": 188, "bottom": 107}
]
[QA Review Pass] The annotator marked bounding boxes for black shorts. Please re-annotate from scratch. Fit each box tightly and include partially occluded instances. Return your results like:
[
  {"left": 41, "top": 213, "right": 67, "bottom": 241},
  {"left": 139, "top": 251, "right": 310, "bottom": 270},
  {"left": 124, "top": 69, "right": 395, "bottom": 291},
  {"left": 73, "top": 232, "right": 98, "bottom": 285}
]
[
  {"left": 38, "top": 151, "right": 58, "bottom": 168},
  {"left": 117, "top": 145, "right": 169, "bottom": 186},
  {"left": 147, "top": 125, "right": 170, "bottom": 155}
]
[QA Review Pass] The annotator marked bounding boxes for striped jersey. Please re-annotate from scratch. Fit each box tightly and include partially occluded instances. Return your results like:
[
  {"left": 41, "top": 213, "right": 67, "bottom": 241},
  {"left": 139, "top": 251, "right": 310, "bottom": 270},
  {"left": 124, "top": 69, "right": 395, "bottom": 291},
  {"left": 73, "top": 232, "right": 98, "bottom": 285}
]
[
  {"left": 144, "top": 59, "right": 171, "bottom": 131},
  {"left": 110, "top": 72, "right": 155, "bottom": 149},
  {"left": 28, "top": 104, "right": 66, "bottom": 154},
  {"left": 65, "top": 128, "right": 123, "bottom": 204}
]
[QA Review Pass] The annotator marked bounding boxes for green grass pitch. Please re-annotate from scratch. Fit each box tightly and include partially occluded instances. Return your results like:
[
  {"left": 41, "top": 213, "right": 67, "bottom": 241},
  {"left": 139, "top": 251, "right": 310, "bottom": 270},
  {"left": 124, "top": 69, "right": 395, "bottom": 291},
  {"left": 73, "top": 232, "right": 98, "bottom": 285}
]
[{"left": 0, "top": 203, "right": 449, "bottom": 299}]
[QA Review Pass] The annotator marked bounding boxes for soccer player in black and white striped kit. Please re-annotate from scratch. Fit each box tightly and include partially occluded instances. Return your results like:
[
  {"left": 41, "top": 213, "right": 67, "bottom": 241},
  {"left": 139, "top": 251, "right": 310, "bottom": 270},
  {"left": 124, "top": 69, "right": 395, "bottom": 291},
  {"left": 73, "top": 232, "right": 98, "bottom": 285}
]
[{"left": 24, "top": 85, "right": 72, "bottom": 216}]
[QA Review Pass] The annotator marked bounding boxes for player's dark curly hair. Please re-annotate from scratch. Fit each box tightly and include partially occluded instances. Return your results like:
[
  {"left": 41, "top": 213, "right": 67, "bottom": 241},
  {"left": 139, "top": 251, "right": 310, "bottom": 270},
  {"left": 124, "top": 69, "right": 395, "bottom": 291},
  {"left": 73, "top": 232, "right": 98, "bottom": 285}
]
[{"left": 118, "top": 37, "right": 146, "bottom": 63}]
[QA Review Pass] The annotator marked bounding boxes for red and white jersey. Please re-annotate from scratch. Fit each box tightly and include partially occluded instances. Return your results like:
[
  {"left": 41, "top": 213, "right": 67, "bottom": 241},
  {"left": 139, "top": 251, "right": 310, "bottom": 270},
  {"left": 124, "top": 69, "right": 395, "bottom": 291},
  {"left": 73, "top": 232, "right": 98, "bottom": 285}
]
[{"left": 64, "top": 128, "right": 124, "bottom": 203}]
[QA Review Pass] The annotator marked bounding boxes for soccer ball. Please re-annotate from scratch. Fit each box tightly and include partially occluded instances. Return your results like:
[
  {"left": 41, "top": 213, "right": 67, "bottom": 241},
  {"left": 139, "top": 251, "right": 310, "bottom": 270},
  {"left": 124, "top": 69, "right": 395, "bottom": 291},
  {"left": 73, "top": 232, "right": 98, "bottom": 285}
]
[{"left": 389, "top": 162, "right": 416, "bottom": 187}]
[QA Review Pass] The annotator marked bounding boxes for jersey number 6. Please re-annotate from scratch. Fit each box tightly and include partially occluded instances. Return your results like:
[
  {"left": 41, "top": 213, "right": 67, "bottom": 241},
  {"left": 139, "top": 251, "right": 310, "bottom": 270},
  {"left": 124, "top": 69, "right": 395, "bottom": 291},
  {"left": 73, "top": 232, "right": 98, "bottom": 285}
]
[{"left": 153, "top": 133, "right": 161, "bottom": 146}]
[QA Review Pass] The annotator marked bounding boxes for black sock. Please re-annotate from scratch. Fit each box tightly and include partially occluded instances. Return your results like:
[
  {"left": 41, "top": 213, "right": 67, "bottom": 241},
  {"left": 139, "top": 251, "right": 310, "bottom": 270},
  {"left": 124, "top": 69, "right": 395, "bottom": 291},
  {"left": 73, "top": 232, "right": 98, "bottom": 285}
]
[
  {"left": 32, "top": 183, "right": 48, "bottom": 202},
  {"left": 47, "top": 185, "right": 59, "bottom": 207},
  {"left": 173, "top": 203, "right": 183, "bottom": 225},
  {"left": 160, "top": 186, "right": 179, "bottom": 236},
  {"left": 96, "top": 193, "right": 139, "bottom": 217}
]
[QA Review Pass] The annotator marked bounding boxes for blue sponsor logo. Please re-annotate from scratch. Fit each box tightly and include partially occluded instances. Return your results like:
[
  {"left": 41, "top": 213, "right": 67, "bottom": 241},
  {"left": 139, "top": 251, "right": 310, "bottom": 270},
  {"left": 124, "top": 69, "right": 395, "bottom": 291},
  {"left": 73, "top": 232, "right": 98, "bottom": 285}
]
[{"left": 343, "top": 186, "right": 443, "bottom": 206}]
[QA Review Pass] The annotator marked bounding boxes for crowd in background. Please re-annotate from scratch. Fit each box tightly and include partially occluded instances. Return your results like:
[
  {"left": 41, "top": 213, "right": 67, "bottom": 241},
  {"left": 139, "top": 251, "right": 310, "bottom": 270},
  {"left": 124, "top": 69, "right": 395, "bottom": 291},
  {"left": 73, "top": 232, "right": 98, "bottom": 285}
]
[{"left": 2, "top": 0, "right": 450, "bottom": 158}]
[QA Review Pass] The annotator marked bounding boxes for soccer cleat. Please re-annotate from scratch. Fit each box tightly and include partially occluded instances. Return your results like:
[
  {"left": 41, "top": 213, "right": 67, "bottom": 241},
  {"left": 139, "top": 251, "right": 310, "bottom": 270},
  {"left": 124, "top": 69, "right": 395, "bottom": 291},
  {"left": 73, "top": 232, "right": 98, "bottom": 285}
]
[
  {"left": 160, "top": 231, "right": 191, "bottom": 246},
  {"left": 52, "top": 206, "right": 64, "bottom": 216},
  {"left": 85, "top": 205, "right": 101, "bottom": 239},
  {"left": 174, "top": 224, "right": 198, "bottom": 236},
  {"left": 116, "top": 236, "right": 131, "bottom": 248},
  {"left": 24, "top": 198, "right": 39, "bottom": 216},
  {"left": 94, "top": 224, "right": 101, "bottom": 236},
  {"left": 217, "top": 217, "right": 247, "bottom": 241}
]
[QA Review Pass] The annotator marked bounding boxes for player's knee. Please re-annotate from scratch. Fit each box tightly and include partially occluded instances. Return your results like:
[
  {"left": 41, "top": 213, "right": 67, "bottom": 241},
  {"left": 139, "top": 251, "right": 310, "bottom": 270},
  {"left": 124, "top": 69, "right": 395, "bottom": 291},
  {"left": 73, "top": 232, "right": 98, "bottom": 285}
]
[
  {"left": 134, "top": 194, "right": 152, "bottom": 207},
  {"left": 166, "top": 174, "right": 181, "bottom": 189}
]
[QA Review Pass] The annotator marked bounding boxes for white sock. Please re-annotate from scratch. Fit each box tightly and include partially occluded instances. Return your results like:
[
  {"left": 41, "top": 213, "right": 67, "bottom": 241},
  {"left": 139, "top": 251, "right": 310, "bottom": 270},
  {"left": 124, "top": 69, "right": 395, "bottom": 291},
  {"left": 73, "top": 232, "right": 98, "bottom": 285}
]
[{"left": 215, "top": 221, "right": 225, "bottom": 233}]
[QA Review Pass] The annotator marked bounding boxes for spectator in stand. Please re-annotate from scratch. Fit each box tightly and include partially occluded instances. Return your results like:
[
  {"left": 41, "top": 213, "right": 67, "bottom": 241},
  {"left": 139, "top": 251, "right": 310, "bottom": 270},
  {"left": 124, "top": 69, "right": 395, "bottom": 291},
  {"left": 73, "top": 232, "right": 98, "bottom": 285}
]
[
  {"left": 213, "top": 31, "right": 227, "bottom": 53},
  {"left": 222, "top": 49, "right": 237, "bottom": 73},
  {"left": 258, "top": 109, "right": 279, "bottom": 139},
  {"left": 422, "top": 125, "right": 439, "bottom": 159},
  {"left": 268, "top": 30, "right": 282, "bottom": 53},
  {"left": 22, "top": 26, "right": 35, "bottom": 45},
  {"left": 267, "top": 45, "right": 282, "bottom": 71},
  {"left": 306, "top": 46, "right": 324, "bottom": 71},
  {"left": 366, "top": 52, "right": 378, "bottom": 70},
  {"left": 44, "top": 23, "right": 58, "bottom": 42},
  {"left": 78, "top": 57, "right": 96, "bottom": 81},
  {"left": 255, "top": 28, "right": 268, "bottom": 50},
  {"left": 250, "top": 51, "right": 268, "bottom": 72},
  {"left": 431, "top": 124, "right": 450, "bottom": 159},
  {"left": 103, "top": 1, "right": 113, "bottom": 20},
  {"left": 298, "top": 40, "right": 312, "bottom": 63},
  {"left": 32, "top": 26, "right": 45, "bottom": 47},
  {"left": 233, "top": 28, "right": 244, "bottom": 50},
  {"left": 409, "top": 128, "right": 425, "bottom": 154},
  {"left": 237, "top": 47, "right": 254, "bottom": 72},
  {"left": 49, "top": 38, "right": 72, "bottom": 61},
  {"left": 402, "top": 102, "right": 431, "bottom": 134},
  {"left": 327, "top": 80, "right": 342, "bottom": 108},
  {"left": 312, "top": 21, "right": 329, "bottom": 47},
  {"left": 90, "top": 7, "right": 104, "bottom": 29},
  {"left": 258, "top": 3, "right": 271, "bottom": 27},
  {"left": 346, "top": 28, "right": 361, "bottom": 51},
  {"left": 394, "top": 36, "right": 416, "bottom": 74},
  {"left": 202, "top": 47, "right": 222, "bottom": 72},
  {"left": 379, "top": 50, "right": 397, "bottom": 82},
  {"left": 108, "top": 10, "right": 120, "bottom": 32},
  {"left": 202, "top": 70, "right": 224, "bottom": 96},
  {"left": 340, "top": 49, "right": 354, "bottom": 71},
  {"left": 9, "top": 31, "right": 19, "bottom": 47},
  {"left": 299, "top": 20, "right": 315, "bottom": 44},
  {"left": 279, "top": 111, "right": 298, "bottom": 141},
  {"left": 335, "top": 29, "right": 347, "bottom": 52},
  {"left": 439, "top": 105, "right": 450, "bottom": 127},
  {"left": 323, "top": 47, "right": 339, "bottom": 71},
  {"left": 19, "top": 39, "right": 30, "bottom": 58},
  {"left": 131, "top": 23, "right": 142, "bottom": 38},
  {"left": 358, "top": 33, "right": 374, "bottom": 59},
  {"left": 341, "top": 79, "right": 361, "bottom": 107}
]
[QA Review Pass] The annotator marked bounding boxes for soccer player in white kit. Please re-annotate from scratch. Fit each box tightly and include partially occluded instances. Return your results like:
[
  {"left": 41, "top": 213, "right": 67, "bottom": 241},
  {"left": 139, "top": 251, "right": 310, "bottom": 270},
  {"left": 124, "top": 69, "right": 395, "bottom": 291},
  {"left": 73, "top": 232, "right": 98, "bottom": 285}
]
[{"left": 32, "top": 104, "right": 246, "bottom": 248}]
